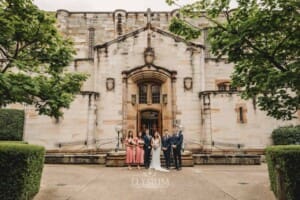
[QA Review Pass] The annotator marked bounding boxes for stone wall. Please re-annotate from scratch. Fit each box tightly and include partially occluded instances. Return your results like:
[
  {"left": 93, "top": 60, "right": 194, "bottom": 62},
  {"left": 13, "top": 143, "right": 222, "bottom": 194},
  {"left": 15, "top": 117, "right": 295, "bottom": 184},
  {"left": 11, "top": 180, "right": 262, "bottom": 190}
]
[
  {"left": 94, "top": 29, "right": 203, "bottom": 149},
  {"left": 16, "top": 9, "right": 299, "bottom": 151},
  {"left": 56, "top": 9, "right": 190, "bottom": 59},
  {"left": 21, "top": 95, "right": 90, "bottom": 149},
  {"left": 200, "top": 92, "right": 299, "bottom": 150}
]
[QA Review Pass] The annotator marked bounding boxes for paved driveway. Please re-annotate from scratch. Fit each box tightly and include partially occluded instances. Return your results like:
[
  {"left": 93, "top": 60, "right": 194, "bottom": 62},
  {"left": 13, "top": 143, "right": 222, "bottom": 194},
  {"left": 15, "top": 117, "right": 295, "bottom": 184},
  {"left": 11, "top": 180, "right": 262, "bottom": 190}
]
[{"left": 34, "top": 164, "right": 275, "bottom": 200}]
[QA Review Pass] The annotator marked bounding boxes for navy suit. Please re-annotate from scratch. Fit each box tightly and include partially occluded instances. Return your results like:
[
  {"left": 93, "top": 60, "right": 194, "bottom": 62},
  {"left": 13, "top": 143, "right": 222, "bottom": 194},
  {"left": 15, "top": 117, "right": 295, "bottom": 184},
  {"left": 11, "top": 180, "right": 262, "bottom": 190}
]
[
  {"left": 162, "top": 135, "right": 172, "bottom": 169},
  {"left": 172, "top": 131, "right": 183, "bottom": 169},
  {"left": 143, "top": 134, "right": 152, "bottom": 168}
]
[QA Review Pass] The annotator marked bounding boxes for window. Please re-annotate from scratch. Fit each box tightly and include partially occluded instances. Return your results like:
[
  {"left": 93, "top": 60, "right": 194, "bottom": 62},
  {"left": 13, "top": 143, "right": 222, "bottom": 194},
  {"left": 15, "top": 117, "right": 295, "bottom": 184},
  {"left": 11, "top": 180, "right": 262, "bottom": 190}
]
[
  {"left": 216, "top": 81, "right": 238, "bottom": 91},
  {"left": 117, "top": 13, "right": 122, "bottom": 36},
  {"left": 218, "top": 83, "right": 227, "bottom": 91},
  {"left": 235, "top": 104, "right": 247, "bottom": 124},
  {"left": 239, "top": 107, "right": 244, "bottom": 123},
  {"left": 138, "top": 83, "right": 161, "bottom": 104},
  {"left": 139, "top": 84, "right": 147, "bottom": 104},
  {"left": 151, "top": 85, "right": 160, "bottom": 104},
  {"left": 88, "top": 27, "right": 95, "bottom": 58},
  {"left": 229, "top": 85, "right": 237, "bottom": 91}
]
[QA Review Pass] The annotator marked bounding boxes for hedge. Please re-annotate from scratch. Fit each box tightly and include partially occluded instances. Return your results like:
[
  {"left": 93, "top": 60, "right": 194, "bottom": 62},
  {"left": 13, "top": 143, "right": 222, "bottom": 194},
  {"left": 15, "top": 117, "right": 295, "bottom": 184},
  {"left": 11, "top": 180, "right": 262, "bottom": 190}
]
[
  {"left": 271, "top": 125, "right": 300, "bottom": 145},
  {"left": 0, "top": 142, "right": 45, "bottom": 200},
  {"left": 0, "top": 109, "right": 25, "bottom": 141},
  {"left": 266, "top": 145, "right": 300, "bottom": 200},
  {"left": 0, "top": 141, "right": 27, "bottom": 144}
]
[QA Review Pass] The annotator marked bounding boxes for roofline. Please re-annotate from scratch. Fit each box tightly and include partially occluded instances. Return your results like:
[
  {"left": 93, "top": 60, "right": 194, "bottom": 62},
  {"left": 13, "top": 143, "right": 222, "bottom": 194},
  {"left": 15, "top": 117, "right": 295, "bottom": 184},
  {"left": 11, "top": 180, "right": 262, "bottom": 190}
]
[
  {"left": 94, "top": 25, "right": 205, "bottom": 50},
  {"left": 94, "top": 26, "right": 147, "bottom": 49},
  {"left": 56, "top": 9, "right": 180, "bottom": 15},
  {"left": 55, "top": 8, "right": 240, "bottom": 15},
  {"left": 122, "top": 64, "right": 177, "bottom": 76},
  {"left": 151, "top": 26, "right": 205, "bottom": 49}
]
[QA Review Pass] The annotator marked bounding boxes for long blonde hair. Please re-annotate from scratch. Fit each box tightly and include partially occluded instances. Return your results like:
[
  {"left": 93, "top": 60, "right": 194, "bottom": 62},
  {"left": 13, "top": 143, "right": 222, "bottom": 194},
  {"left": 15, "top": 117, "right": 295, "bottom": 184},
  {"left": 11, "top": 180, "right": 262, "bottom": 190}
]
[{"left": 154, "top": 131, "right": 160, "bottom": 140}]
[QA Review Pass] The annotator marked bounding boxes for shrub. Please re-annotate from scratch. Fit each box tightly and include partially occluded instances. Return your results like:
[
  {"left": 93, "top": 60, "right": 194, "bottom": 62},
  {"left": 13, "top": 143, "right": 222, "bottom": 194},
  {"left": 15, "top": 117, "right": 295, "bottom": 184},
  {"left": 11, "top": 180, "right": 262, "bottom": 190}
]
[
  {"left": 266, "top": 145, "right": 300, "bottom": 200},
  {"left": 0, "top": 141, "right": 27, "bottom": 144},
  {"left": 0, "top": 109, "right": 25, "bottom": 141},
  {"left": 0, "top": 142, "right": 45, "bottom": 200},
  {"left": 271, "top": 125, "right": 300, "bottom": 145}
]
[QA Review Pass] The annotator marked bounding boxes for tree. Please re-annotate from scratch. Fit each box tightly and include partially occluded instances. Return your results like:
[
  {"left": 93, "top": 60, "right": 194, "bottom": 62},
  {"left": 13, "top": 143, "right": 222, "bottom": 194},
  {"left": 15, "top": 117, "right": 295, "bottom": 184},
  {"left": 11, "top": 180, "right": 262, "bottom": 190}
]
[
  {"left": 0, "top": 0, "right": 87, "bottom": 119},
  {"left": 166, "top": 0, "right": 300, "bottom": 120}
]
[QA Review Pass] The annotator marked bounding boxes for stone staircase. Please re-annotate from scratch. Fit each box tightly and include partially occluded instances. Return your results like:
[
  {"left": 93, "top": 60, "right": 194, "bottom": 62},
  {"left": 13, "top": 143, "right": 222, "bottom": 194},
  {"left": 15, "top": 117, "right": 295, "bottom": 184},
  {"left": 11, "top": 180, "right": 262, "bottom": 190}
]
[
  {"left": 45, "top": 153, "right": 106, "bottom": 164},
  {"left": 45, "top": 150, "right": 261, "bottom": 166},
  {"left": 105, "top": 150, "right": 194, "bottom": 167},
  {"left": 193, "top": 154, "right": 260, "bottom": 165}
]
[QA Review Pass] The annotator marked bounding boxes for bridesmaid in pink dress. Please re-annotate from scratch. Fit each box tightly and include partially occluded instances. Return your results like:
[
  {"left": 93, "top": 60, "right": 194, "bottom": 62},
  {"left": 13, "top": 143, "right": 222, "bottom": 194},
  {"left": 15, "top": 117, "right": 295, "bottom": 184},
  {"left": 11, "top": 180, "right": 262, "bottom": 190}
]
[
  {"left": 125, "top": 131, "right": 136, "bottom": 170},
  {"left": 135, "top": 131, "right": 145, "bottom": 170}
]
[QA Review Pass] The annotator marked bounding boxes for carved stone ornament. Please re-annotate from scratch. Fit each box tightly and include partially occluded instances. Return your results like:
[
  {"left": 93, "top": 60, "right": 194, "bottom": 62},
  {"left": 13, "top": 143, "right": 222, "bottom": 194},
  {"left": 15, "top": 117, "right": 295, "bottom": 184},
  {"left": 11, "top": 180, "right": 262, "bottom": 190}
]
[
  {"left": 106, "top": 78, "right": 115, "bottom": 91},
  {"left": 184, "top": 77, "right": 193, "bottom": 91},
  {"left": 144, "top": 47, "right": 155, "bottom": 65}
]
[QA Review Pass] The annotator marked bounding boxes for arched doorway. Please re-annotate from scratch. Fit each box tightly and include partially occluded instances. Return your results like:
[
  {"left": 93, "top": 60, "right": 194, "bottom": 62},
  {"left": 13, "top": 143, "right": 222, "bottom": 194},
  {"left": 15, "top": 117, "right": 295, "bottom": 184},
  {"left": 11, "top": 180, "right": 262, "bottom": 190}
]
[
  {"left": 137, "top": 81, "right": 163, "bottom": 136},
  {"left": 122, "top": 65, "right": 177, "bottom": 137},
  {"left": 140, "top": 110, "right": 161, "bottom": 136}
]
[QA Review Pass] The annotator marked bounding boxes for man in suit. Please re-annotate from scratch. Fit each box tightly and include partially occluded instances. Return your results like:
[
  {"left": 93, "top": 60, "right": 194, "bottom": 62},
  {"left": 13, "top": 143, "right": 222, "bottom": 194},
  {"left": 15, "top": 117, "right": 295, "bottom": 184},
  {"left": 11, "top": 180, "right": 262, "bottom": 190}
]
[
  {"left": 172, "top": 125, "right": 184, "bottom": 170},
  {"left": 162, "top": 129, "right": 172, "bottom": 169},
  {"left": 141, "top": 124, "right": 146, "bottom": 137},
  {"left": 143, "top": 129, "right": 152, "bottom": 169}
]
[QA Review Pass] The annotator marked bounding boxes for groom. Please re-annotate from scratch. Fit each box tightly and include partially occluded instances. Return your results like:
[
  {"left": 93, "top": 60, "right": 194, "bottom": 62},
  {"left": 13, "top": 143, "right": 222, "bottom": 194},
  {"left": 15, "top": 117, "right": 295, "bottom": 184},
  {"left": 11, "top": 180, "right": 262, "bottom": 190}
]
[
  {"left": 143, "top": 129, "right": 152, "bottom": 169},
  {"left": 172, "top": 125, "right": 183, "bottom": 170}
]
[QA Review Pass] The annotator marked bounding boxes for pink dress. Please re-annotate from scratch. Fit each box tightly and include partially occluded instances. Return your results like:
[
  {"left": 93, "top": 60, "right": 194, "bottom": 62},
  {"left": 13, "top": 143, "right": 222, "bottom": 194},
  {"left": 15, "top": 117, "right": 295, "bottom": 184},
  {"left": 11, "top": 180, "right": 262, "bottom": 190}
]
[
  {"left": 135, "top": 137, "right": 144, "bottom": 164},
  {"left": 125, "top": 138, "right": 135, "bottom": 164}
]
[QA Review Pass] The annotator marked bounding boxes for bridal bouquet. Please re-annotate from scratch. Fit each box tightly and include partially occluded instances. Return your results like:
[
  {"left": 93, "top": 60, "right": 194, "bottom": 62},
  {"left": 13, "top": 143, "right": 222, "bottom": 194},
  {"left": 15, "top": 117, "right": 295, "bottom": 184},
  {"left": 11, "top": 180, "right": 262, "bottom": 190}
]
[
  {"left": 128, "top": 139, "right": 134, "bottom": 145},
  {"left": 153, "top": 144, "right": 159, "bottom": 150}
]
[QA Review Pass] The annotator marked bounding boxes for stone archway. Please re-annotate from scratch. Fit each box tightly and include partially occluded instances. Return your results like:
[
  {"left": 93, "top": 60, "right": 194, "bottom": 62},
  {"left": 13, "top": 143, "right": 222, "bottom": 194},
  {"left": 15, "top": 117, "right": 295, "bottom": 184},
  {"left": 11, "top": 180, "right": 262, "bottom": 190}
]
[
  {"left": 122, "top": 65, "right": 177, "bottom": 136},
  {"left": 139, "top": 109, "right": 161, "bottom": 137}
]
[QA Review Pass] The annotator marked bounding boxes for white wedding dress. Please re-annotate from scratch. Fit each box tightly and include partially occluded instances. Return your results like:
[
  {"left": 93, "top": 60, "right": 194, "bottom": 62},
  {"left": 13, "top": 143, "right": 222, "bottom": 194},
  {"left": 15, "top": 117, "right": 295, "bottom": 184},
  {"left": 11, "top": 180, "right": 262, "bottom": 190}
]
[{"left": 149, "top": 137, "right": 169, "bottom": 172}]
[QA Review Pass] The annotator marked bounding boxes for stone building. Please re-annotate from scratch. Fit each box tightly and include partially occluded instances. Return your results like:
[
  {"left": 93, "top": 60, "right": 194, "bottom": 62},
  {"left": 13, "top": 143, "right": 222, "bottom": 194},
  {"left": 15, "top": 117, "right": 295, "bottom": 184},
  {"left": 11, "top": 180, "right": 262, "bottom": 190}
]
[{"left": 15, "top": 9, "right": 298, "bottom": 152}]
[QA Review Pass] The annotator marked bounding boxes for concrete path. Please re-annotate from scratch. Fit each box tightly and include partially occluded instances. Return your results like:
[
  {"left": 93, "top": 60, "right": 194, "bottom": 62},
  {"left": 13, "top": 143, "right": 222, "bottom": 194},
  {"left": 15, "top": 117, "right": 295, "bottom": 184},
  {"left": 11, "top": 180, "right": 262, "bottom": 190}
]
[{"left": 34, "top": 164, "right": 275, "bottom": 200}]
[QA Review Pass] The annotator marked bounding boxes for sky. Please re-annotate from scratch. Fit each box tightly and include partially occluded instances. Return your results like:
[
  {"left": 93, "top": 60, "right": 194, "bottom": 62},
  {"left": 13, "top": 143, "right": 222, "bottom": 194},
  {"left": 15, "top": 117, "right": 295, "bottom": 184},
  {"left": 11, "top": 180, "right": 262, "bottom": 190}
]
[{"left": 33, "top": 0, "right": 197, "bottom": 11}]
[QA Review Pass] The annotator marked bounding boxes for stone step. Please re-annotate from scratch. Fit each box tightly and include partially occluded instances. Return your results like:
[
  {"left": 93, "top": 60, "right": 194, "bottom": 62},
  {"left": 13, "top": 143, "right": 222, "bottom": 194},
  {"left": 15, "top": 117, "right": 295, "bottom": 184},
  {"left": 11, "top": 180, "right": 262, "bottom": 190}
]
[
  {"left": 193, "top": 154, "right": 261, "bottom": 165},
  {"left": 105, "top": 151, "right": 194, "bottom": 167},
  {"left": 44, "top": 152, "right": 261, "bottom": 166},
  {"left": 45, "top": 154, "right": 106, "bottom": 164}
]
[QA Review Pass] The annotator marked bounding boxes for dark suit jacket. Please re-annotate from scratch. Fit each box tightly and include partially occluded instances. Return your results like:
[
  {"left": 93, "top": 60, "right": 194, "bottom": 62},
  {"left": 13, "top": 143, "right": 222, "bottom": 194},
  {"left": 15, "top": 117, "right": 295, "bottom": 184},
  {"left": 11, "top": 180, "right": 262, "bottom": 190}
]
[
  {"left": 162, "top": 135, "right": 171, "bottom": 151},
  {"left": 143, "top": 134, "right": 152, "bottom": 150},
  {"left": 172, "top": 131, "right": 183, "bottom": 150}
]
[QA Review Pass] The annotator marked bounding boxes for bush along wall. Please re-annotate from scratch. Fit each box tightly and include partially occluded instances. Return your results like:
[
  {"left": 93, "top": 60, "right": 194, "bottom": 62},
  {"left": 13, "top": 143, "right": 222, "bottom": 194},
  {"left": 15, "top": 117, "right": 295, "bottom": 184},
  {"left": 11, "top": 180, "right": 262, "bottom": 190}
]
[
  {"left": 0, "top": 109, "right": 25, "bottom": 141},
  {"left": 0, "top": 142, "right": 45, "bottom": 200},
  {"left": 271, "top": 125, "right": 300, "bottom": 145},
  {"left": 266, "top": 145, "right": 300, "bottom": 200}
]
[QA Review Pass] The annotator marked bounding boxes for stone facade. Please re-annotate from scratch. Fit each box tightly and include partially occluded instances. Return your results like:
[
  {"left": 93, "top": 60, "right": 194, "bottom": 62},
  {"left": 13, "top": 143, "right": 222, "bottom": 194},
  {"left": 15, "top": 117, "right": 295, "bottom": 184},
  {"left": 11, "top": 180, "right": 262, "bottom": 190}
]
[{"left": 12, "top": 9, "right": 298, "bottom": 152}]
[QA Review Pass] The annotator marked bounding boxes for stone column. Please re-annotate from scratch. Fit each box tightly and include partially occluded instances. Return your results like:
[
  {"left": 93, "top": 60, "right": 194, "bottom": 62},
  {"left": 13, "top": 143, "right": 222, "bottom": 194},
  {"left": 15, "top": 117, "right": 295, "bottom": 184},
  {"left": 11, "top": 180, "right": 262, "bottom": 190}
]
[
  {"left": 200, "top": 48, "right": 206, "bottom": 91},
  {"left": 56, "top": 10, "right": 69, "bottom": 35},
  {"left": 171, "top": 73, "right": 177, "bottom": 132},
  {"left": 122, "top": 74, "right": 128, "bottom": 147},
  {"left": 86, "top": 93, "right": 97, "bottom": 149}
]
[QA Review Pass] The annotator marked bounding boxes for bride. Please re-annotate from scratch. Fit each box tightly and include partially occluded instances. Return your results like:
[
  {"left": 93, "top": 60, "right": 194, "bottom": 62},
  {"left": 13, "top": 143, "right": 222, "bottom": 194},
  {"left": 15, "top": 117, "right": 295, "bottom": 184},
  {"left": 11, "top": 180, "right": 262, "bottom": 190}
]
[{"left": 149, "top": 131, "right": 169, "bottom": 172}]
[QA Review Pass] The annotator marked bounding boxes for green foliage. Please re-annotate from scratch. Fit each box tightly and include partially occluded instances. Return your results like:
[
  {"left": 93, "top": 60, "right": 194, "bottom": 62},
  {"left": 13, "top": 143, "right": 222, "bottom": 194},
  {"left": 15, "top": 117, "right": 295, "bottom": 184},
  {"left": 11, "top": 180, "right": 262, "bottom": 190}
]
[
  {"left": 266, "top": 145, "right": 300, "bottom": 200},
  {"left": 167, "top": 0, "right": 300, "bottom": 120},
  {"left": 0, "top": 109, "right": 24, "bottom": 141},
  {"left": 0, "top": 0, "right": 87, "bottom": 119},
  {"left": 169, "top": 18, "right": 201, "bottom": 40},
  {"left": 0, "top": 141, "right": 27, "bottom": 144},
  {"left": 272, "top": 125, "right": 300, "bottom": 145},
  {"left": 0, "top": 142, "right": 45, "bottom": 200}
]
